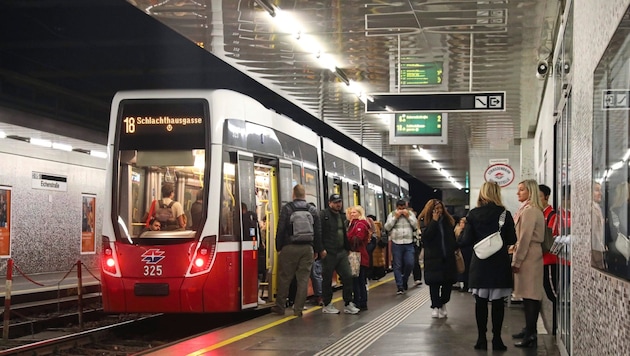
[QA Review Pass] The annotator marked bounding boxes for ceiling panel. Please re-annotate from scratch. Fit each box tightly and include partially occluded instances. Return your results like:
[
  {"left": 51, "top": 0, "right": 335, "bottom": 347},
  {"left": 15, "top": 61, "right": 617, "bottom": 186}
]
[{"left": 0, "top": 0, "right": 564, "bottom": 191}]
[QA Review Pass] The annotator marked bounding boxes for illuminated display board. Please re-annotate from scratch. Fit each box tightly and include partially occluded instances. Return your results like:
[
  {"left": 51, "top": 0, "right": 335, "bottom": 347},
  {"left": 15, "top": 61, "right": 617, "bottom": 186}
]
[
  {"left": 389, "top": 113, "right": 448, "bottom": 145},
  {"left": 395, "top": 113, "right": 442, "bottom": 136},
  {"left": 118, "top": 99, "right": 207, "bottom": 150},
  {"left": 400, "top": 62, "right": 443, "bottom": 86}
]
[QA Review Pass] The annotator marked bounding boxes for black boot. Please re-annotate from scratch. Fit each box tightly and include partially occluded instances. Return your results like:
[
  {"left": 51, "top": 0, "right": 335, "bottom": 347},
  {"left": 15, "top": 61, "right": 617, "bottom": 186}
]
[
  {"left": 474, "top": 296, "right": 488, "bottom": 350},
  {"left": 511, "top": 328, "right": 526, "bottom": 339},
  {"left": 491, "top": 299, "right": 507, "bottom": 351},
  {"left": 514, "top": 334, "right": 537, "bottom": 348},
  {"left": 514, "top": 299, "right": 540, "bottom": 348}
]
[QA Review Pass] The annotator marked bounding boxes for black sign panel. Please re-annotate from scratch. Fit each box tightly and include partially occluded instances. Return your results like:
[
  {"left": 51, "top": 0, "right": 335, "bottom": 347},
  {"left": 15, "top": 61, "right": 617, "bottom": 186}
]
[
  {"left": 366, "top": 92, "right": 506, "bottom": 113},
  {"left": 118, "top": 99, "right": 207, "bottom": 150}
]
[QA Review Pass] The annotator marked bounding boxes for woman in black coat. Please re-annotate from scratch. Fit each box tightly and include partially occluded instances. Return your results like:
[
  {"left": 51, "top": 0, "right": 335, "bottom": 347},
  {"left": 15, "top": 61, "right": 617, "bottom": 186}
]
[
  {"left": 418, "top": 199, "right": 458, "bottom": 319},
  {"left": 458, "top": 182, "right": 517, "bottom": 351}
]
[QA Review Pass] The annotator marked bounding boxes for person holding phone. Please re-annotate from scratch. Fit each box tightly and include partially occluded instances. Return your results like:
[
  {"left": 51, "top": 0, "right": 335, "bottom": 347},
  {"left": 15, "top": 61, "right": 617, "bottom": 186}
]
[{"left": 418, "top": 199, "right": 458, "bottom": 319}]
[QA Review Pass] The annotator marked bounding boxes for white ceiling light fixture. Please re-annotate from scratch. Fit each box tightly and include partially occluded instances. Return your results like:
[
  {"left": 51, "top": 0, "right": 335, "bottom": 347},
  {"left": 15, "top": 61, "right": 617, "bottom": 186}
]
[
  {"left": 52, "top": 142, "right": 73, "bottom": 152},
  {"left": 90, "top": 150, "right": 108, "bottom": 159},
  {"left": 30, "top": 138, "right": 52, "bottom": 148},
  {"left": 0, "top": 130, "right": 6, "bottom": 139}
]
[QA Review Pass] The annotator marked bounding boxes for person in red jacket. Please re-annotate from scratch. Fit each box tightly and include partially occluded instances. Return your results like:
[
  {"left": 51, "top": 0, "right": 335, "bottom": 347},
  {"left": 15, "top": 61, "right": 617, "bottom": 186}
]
[
  {"left": 538, "top": 184, "right": 558, "bottom": 336},
  {"left": 347, "top": 205, "right": 372, "bottom": 310}
]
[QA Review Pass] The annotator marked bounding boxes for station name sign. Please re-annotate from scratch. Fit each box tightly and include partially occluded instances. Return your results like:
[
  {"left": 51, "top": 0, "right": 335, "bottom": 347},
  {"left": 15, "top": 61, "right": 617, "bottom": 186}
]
[
  {"left": 32, "top": 172, "right": 67, "bottom": 192},
  {"left": 366, "top": 92, "right": 506, "bottom": 113}
]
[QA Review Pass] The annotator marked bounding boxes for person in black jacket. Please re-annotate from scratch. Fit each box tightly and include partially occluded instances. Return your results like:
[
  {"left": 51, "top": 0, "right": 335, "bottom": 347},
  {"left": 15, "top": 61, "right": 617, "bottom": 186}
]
[
  {"left": 270, "top": 184, "right": 323, "bottom": 317},
  {"left": 418, "top": 199, "right": 458, "bottom": 319},
  {"left": 319, "top": 194, "right": 359, "bottom": 314},
  {"left": 458, "top": 181, "right": 517, "bottom": 351}
]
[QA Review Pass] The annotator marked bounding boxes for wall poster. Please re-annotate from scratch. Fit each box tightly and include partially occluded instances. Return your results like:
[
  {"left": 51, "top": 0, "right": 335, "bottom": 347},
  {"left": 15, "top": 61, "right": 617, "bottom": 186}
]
[
  {"left": 81, "top": 194, "right": 96, "bottom": 254},
  {"left": 0, "top": 187, "right": 11, "bottom": 257}
]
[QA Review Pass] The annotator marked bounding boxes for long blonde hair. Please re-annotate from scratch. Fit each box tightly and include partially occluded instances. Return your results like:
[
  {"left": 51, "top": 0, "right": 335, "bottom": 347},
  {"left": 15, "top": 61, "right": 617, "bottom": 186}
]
[
  {"left": 477, "top": 181, "right": 504, "bottom": 207},
  {"left": 520, "top": 179, "right": 545, "bottom": 210}
]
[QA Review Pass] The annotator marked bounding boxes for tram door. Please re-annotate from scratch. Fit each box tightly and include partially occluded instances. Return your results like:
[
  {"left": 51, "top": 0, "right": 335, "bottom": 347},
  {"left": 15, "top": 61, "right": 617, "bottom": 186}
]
[
  {"left": 237, "top": 152, "right": 258, "bottom": 308},
  {"left": 254, "top": 163, "right": 274, "bottom": 302},
  {"left": 274, "top": 160, "right": 295, "bottom": 302}
]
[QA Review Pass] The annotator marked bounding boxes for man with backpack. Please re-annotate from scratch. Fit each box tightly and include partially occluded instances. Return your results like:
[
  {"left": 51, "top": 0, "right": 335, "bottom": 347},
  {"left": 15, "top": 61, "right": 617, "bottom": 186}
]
[
  {"left": 155, "top": 182, "right": 186, "bottom": 231},
  {"left": 271, "top": 184, "right": 322, "bottom": 317}
]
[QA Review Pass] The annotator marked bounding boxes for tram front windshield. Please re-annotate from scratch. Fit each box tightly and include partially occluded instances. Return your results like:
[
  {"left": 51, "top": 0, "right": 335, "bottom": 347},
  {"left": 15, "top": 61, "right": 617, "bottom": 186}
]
[{"left": 115, "top": 99, "right": 208, "bottom": 240}]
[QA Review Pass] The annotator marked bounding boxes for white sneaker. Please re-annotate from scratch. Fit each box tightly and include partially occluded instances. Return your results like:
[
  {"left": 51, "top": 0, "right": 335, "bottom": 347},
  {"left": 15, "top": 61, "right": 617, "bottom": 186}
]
[
  {"left": 431, "top": 308, "right": 439, "bottom": 318},
  {"left": 322, "top": 303, "right": 340, "bottom": 314},
  {"left": 258, "top": 297, "right": 266, "bottom": 304},
  {"left": 344, "top": 302, "right": 360, "bottom": 314},
  {"left": 439, "top": 305, "right": 448, "bottom": 318}
]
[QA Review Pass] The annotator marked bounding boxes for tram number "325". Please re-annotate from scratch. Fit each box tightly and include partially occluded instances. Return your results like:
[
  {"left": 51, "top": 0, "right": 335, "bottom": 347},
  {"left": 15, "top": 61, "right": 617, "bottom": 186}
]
[{"left": 144, "top": 265, "right": 163, "bottom": 276}]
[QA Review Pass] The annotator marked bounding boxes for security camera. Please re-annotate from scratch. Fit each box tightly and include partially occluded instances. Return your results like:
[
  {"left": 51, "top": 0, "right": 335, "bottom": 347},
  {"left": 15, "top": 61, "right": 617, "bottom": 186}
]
[{"left": 536, "top": 60, "right": 549, "bottom": 79}]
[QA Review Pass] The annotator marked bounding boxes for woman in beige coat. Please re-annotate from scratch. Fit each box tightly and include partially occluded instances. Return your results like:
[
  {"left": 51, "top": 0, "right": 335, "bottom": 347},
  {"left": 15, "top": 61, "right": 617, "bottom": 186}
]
[{"left": 511, "top": 179, "right": 545, "bottom": 348}]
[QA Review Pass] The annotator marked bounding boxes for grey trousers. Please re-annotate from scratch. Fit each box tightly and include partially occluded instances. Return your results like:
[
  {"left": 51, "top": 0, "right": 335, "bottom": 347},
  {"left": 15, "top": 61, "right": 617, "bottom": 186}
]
[{"left": 274, "top": 244, "right": 314, "bottom": 315}]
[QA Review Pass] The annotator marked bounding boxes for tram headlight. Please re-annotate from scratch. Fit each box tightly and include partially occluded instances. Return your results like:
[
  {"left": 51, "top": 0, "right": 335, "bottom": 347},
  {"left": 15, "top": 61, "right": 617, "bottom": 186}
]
[
  {"left": 188, "top": 236, "right": 215, "bottom": 275},
  {"left": 102, "top": 236, "right": 120, "bottom": 276}
]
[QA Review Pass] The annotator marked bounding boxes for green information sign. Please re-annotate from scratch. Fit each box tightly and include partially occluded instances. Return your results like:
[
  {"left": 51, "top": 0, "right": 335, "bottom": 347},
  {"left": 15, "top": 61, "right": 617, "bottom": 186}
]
[
  {"left": 400, "top": 62, "right": 443, "bottom": 85},
  {"left": 395, "top": 113, "right": 442, "bottom": 136}
]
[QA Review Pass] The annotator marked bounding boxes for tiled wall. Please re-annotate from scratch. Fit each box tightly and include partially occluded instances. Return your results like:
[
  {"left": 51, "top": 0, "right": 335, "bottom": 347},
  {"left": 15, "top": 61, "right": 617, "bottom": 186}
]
[
  {"left": 571, "top": 0, "right": 630, "bottom": 354},
  {"left": 0, "top": 140, "right": 105, "bottom": 275}
]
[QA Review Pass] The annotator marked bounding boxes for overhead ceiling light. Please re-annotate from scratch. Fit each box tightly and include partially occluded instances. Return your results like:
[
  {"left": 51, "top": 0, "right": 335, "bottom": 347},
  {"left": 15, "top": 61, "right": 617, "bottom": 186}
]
[
  {"left": 52, "top": 142, "right": 73, "bottom": 152},
  {"left": 90, "top": 150, "right": 107, "bottom": 159},
  {"left": 0, "top": 130, "right": 5, "bottom": 139},
  {"left": 30, "top": 138, "right": 51, "bottom": 148}
]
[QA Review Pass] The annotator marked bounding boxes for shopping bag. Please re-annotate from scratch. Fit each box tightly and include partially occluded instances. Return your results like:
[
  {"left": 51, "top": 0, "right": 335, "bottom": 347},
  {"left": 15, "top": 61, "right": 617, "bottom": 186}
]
[{"left": 348, "top": 251, "right": 361, "bottom": 277}]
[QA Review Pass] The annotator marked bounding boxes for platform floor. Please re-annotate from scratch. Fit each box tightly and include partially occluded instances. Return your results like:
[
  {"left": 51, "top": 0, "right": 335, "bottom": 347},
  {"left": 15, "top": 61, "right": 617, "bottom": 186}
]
[{"left": 145, "top": 277, "right": 561, "bottom": 356}]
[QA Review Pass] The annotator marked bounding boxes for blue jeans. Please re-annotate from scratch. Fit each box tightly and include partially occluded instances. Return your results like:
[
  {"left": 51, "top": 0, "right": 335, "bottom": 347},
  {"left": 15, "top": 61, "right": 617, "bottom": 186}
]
[
  {"left": 310, "top": 259, "right": 323, "bottom": 296},
  {"left": 392, "top": 242, "right": 414, "bottom": 289}
]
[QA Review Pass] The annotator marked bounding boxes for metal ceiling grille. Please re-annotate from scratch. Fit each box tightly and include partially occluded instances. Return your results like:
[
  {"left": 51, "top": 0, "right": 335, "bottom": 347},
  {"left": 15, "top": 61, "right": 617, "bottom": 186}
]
[{"left": 0, "top": 0, "right": 563, "bottom": 190}]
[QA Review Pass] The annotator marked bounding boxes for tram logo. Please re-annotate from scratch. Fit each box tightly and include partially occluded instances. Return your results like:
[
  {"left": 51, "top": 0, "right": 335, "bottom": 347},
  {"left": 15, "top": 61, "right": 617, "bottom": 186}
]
[
  {"left": 141, "top": 249, "right": 166, "bottom": 264},
  {"left": 484, "top": 163, "right": 515, "bottom": 187}
]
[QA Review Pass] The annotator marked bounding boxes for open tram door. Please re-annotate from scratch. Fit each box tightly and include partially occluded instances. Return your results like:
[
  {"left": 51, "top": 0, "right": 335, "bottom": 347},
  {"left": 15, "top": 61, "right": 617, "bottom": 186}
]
[{"left": 236, "top": 151, "right": 259, "bottom": 309}]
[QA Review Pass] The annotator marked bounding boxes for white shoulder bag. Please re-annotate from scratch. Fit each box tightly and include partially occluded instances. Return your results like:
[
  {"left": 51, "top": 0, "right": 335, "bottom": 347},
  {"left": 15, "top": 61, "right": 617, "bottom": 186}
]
[{"left": 473, "top": 210, "right": 506, "bottom": 259}]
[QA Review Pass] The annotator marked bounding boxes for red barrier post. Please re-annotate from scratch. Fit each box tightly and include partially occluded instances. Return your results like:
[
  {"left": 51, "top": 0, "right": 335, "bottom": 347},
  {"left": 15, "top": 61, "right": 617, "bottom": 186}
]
[
  {"left": 77, "top": 260, "right": 84, "bottom": 330},
  {"left": 3, "top": 259, "right": 13, "bottom": 340}
]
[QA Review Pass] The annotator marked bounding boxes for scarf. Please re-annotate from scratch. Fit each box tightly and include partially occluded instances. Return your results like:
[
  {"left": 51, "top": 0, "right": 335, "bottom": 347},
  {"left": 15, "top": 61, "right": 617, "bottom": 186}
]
[{"left": 513, "top": 200, "right": 530, "bottom": 224}]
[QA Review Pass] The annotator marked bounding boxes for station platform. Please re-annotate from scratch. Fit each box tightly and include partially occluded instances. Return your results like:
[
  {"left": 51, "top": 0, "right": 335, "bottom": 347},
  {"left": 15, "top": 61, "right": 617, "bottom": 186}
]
[
  {"left": 143, "top": 277, "right": 561, "bottom": 356},
  {"left": 0, "top": 269, "right": 101, "bottom": 298}
]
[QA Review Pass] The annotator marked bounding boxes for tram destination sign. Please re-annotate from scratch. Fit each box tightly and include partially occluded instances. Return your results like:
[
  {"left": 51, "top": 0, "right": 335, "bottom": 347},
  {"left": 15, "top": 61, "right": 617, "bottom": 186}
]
[{"left": 366, "top": 92, "right": 506, "bottom": 113}]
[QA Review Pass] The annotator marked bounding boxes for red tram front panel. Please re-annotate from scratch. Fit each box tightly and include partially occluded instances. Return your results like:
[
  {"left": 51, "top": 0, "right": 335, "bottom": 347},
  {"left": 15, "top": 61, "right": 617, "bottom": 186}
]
[{"left": 101, "top": 242, "right": 245, "bottom": 313}]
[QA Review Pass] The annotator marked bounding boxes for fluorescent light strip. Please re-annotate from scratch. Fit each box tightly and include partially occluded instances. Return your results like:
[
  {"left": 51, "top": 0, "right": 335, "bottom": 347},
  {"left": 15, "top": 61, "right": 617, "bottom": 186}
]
[
  {"left": 90, "top": 150, "right": 108, "bottom": 159},
  {"left": 416, "top": 147, "right": 463, "bottom": 190},
  {"left": 52, "top": 142, "right": 73, "bottom": 152},
  {"left": 30, "top": 138, "right": 52, "bottom": 148}
]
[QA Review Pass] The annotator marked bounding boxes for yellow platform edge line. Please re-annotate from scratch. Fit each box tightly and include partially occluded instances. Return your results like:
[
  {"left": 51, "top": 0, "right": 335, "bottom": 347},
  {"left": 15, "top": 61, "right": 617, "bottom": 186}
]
[{"left": 187, "top": 276, "right": 395, "bottom": 355}]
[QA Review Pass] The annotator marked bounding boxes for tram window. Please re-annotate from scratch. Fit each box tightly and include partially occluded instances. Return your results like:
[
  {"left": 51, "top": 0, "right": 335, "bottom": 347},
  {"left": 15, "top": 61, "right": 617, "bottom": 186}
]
[
  {"left": 116, "top": 149, "right": 204, "bottom": 239},
  {"left": 304, "top": 167, "right": 319, "bottom": 207},
  {"left": 220, "top": 162, "right": 238, "bottom": 241}
]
